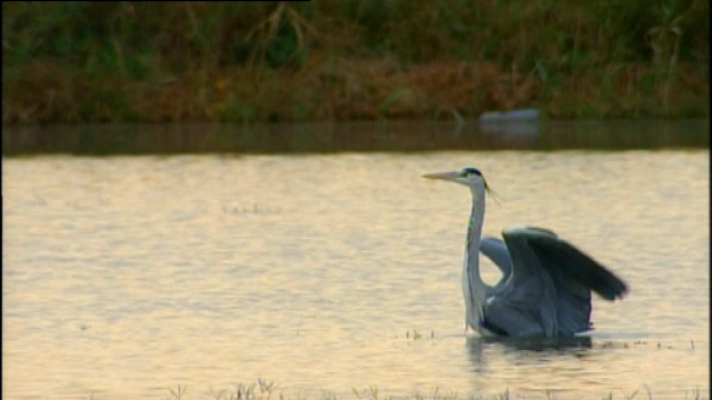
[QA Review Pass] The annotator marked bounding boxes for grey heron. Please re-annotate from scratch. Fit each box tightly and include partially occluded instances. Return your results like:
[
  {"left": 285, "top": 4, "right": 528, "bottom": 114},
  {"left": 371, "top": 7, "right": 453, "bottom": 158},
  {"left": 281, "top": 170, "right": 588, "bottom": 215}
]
[{"left": 423, "top": 167, "right": 628, "bottom": 337}]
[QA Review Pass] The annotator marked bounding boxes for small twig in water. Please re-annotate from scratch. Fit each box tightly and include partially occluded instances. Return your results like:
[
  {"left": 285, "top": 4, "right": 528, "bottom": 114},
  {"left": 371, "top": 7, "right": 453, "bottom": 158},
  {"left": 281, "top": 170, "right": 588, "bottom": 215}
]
[{"left": 168, "top": 385, "right": 187, "bottom": 400}]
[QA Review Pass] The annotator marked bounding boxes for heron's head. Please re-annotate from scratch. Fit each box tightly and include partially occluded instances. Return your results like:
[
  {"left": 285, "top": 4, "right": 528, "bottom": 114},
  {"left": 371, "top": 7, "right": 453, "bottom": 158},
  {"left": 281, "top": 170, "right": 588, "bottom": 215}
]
[{"left": 422, "top": 167, "right": 490, "bottom": 191}]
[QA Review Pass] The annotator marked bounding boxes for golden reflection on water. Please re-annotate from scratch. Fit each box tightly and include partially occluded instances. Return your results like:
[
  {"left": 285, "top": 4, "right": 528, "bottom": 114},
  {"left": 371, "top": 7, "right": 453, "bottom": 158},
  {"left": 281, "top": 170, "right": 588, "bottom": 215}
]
[{"left": 3, "top": 151, "right": 709, "bottom": 400}]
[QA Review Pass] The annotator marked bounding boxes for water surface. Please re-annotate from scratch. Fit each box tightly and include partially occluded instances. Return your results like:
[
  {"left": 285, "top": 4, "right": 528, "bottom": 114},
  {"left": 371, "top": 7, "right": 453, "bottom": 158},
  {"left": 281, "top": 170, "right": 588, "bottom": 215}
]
[
  {"left": 3, "top": 149, "right": 709, "bottom": 400},
  {"left": 2, "top": 119, "right": 708, "bottom": 155}
]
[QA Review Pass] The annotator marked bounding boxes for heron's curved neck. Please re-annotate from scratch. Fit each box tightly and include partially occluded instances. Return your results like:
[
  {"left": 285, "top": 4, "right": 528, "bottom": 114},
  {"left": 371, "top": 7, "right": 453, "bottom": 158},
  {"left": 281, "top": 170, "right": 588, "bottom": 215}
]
[{"left": 466, "top": 186, "right": 488, "bottom": 302}]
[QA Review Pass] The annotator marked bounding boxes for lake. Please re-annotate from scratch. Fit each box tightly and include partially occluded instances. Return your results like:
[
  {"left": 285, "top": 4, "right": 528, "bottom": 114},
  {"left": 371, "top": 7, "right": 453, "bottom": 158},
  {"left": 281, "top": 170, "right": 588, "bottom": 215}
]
[{"left": 2, "top": 121, "right": 709, "bottom": 400}]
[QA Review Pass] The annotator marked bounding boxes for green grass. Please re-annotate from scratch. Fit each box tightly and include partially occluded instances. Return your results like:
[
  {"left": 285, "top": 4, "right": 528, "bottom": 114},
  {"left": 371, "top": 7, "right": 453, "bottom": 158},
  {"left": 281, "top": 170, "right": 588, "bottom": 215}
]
[{"left": 2, "top": 1, "right": 709, "bottom": 124}]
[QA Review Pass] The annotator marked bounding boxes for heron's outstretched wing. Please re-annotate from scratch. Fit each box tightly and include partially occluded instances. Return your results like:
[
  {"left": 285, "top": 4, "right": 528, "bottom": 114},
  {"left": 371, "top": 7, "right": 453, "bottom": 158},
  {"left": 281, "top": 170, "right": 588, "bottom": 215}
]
[
  {"left": 479, "top": 236, "right": 512, "bottom": 276},
  {"left": 478, "top": 237, "right": 513, "bottom": 298},
  {"left": 482, "top": 227, "right": 628, "bottom": 336},
  {"left": 526, "top": 230, "right": 629, "bottom": 301}
]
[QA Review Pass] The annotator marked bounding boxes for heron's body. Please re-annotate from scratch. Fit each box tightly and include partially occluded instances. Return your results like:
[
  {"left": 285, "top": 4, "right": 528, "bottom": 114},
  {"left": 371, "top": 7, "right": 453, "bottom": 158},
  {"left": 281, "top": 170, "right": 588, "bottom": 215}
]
[{"left": 424, "top": 167, "right": 628, "bottom": 337}]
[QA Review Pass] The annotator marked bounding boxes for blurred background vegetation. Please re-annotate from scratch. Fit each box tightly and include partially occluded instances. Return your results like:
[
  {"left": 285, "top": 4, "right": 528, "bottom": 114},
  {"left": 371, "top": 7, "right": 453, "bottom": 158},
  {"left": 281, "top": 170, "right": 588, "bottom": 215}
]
[{"left": 2, "top": 0, "right": 709, "bottom": 124}]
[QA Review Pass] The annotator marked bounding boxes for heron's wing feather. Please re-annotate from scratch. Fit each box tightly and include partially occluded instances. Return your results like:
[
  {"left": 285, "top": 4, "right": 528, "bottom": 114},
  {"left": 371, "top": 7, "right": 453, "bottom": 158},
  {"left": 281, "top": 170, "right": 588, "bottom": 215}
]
[
  {"left": 548, "top": 272, "right": 592, "bottom": 334},
  {"left": 526, "top": 231, "right": 629, "bottom": 301}
]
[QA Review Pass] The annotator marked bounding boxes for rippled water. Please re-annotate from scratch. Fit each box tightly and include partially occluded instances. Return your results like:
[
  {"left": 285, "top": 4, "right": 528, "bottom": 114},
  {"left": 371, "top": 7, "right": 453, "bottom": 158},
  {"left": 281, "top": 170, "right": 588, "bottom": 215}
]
[{"left": 3, "top": 151, "right": 709, "bottom": 400}]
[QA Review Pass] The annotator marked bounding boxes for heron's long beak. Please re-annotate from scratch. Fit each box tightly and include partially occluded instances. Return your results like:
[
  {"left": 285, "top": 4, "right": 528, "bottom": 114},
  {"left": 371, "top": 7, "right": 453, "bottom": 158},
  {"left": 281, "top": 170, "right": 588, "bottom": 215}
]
[{"left": 422, "top": 171, "right": 458, "bottom": 181}]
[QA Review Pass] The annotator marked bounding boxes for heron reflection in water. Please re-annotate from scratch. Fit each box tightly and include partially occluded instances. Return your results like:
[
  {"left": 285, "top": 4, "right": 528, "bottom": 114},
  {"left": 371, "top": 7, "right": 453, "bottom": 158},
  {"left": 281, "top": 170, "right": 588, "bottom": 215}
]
[
  {"left": 423, "top": 167, "right": 628, "bottom": 337},
  {"left": 465, "top": 335, "right": 594, "bottom": 367}
]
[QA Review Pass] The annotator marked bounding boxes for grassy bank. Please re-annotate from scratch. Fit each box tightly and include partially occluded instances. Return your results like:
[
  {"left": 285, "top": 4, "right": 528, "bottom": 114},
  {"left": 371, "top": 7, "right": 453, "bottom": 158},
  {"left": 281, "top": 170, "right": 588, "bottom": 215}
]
[
  {"left": 155, "top": 381, "right": 707, "bottom": 400},
  {"left": 2, "top": 1, "right": 709, "bottom": 124}
]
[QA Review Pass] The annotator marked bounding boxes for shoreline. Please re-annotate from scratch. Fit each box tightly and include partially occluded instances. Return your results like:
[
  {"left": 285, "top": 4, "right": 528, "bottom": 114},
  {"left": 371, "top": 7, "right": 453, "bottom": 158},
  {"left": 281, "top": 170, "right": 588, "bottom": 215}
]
[{"left": 3, "top": 2, "right": 709, "bottom": 124}]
